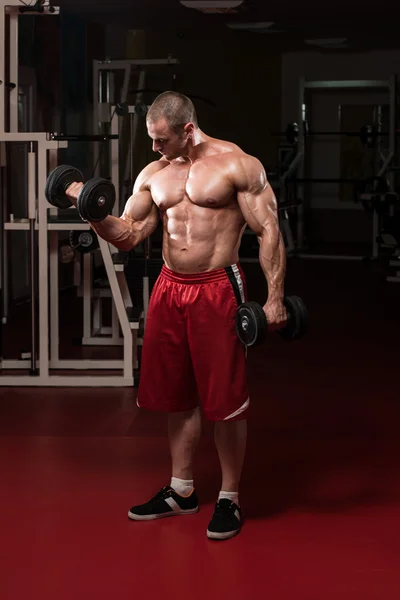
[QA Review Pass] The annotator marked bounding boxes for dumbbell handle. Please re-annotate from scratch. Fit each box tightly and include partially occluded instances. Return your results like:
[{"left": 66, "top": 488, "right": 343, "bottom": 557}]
[
  {"left": 66, "top": 181, "right": 108, "bottom": 211},
  {"left": 240, "top": 304, "right": 290, "bottom": 330},
  {"left": 261, "top": 303, "right": 292, "bottom": 330},
  {"left": 65, "top": 181, "right": 84, "bottom": 205}
]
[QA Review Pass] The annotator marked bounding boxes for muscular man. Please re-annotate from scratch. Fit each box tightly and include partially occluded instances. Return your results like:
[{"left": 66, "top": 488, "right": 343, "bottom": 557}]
[{"left": 67, "top": 91, "right": 287, "bottom": 540}]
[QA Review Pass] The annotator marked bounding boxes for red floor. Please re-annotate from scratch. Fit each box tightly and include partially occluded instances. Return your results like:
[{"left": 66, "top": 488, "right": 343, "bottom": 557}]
[{"left": 1, "top": 260, "right": 400, "bottom": 599}]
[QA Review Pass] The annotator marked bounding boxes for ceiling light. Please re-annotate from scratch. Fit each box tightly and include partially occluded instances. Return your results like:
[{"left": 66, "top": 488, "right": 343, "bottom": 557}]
[
  {"left": 305, "top": 38, "right": 348, "bottom": 48},
  {"left": 180, "top": 1, "right": 244, "bottom": 13},
  {"left": 227, "top": 22, "right": 276, "bottom": 32}
]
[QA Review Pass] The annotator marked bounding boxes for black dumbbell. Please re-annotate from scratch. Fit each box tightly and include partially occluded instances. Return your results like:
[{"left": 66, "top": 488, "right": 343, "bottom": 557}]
[
  {"left": 45, "top": 165, "right": 115, "bottom": 222},
  {"left": 236, "top": 295, "right": 308, "bottom": 347}
]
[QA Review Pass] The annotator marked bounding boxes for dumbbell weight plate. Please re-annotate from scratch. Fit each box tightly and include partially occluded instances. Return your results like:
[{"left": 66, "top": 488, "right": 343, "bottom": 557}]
[
  {"left": 45, "top": 165, "right": 84, "bottom": 209},
  {"left": 279, "top": 295, "right": 308, "bottom": 341},
  {"left": 77, "top": 178, "right": 115, "bottom": 222},
  {"left": 68, "top": 230, "right": 99, "bottom": 253},
  {"left": 235, "top": 301, "right": 267, "bottom": 347}
]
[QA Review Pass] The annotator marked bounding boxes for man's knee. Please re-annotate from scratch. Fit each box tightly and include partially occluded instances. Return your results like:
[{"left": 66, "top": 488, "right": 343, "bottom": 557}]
[{"left": 203, "top": 397, "right": 250, "bottom": 422}]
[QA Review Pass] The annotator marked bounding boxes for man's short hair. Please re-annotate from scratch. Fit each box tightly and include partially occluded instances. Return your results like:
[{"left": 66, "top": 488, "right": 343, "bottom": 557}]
[{"left": 146, "top": 91, "right": 198, "bottom": 133}]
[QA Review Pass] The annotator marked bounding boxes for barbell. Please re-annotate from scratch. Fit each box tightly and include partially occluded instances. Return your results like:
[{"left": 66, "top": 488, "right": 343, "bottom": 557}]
[{"left": 275, "top": 122, "right": 398, "bottom": 148}]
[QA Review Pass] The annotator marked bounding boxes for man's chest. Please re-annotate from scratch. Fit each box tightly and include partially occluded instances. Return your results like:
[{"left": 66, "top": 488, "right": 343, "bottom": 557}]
[{"left": 149, "top": 159, "right": 236, "bottom": 211}]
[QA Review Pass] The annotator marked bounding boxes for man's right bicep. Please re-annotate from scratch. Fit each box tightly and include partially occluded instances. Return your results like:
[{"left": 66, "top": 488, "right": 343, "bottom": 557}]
[
  {"left": 122, "top": 189, "right": 156, "bottom": 222},
  {"left": 120, "top": 191, "right": 159, "bottom": 243}
]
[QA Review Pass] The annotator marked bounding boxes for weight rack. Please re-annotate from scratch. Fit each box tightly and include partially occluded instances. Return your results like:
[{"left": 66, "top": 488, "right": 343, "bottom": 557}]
[
  {"left": 0, "top": 1, "right": 177, "bottom": 385},
  {"left": 285, "top": 77, "right": 398, "bottom": 262}
]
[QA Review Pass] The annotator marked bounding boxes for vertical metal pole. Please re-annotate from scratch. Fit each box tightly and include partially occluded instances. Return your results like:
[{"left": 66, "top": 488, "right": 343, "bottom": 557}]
[
  {"left": 83, "top": 253, "right": 92, "bottom": 340},
  {"left": 1, "top": 177, "right": 7, "bottom": 324},
  {"left": 99, "top": 69, "right": 104, "bottom": 106},
  {"left": 37, "top": 142, "right": 49, "bottom": 378},
  {"left": 92, "top": 61, "right": 100, "bottom": 177},
  {"left": 29, "top": 220, "right": 37, "bottom": 372},
  {"left": 9, "top": 12, "right": 18, "bottom": 132},
  {"left": 93, "top": 61, "right": 99, "bottom": 132},
  {"left": 0, "top": 2, "right": 6, "bottom": 134},
  {"left": 111, "top": 105, "right": 119, "bottom": 216},
  {"left": 123, "top": 70, "right": 146, "bottom": 196},
  {"left": 106, "top": 70, "right": 114, "bottom": 105},
  {"left": 28, "top": 142, "right": 38, "bottom": 374},
  {"left": 92, "top": 64, "right": 102, "bottom": 177},
  {"left": 0, "top": 156, "right": 5, "bottom": 360},
  {"left": 297, "top": 77, "right": 305, "bottom": 249},
  {"left": 120, "top": 66, "right": 131, "bottom": 105},
  {"left": 48, "top": 147, "right": 59, "bottom": 364},
  {"left": 49, "top": 232, "right": 59, "bottom": 363},
  {"left": 389, "top": 75, "right": 396, "bottom": 192}
]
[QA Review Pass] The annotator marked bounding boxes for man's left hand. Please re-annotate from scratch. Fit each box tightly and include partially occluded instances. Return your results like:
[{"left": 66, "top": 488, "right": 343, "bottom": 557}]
[{"left": 262, "top": 299, "right": 287, "bottom": 332}]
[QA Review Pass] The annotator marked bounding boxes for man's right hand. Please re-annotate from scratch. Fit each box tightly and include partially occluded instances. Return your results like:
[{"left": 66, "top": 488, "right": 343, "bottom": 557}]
[{"left": 65, "top": 182, "right": 84, "bottom": 206}]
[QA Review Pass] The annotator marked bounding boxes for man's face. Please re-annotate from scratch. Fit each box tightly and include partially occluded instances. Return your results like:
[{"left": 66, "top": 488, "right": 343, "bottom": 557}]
[{"left": 147, "top": 118, "right": 191, "bottom": 161}]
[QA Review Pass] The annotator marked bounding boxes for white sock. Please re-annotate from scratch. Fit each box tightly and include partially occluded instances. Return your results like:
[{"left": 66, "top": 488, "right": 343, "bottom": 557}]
[
  {"left": 218, "top": 491, "right": 239, "bottom": 506},
  {"left": 170, "top": 477, "right": 194, "bottom": 497}
]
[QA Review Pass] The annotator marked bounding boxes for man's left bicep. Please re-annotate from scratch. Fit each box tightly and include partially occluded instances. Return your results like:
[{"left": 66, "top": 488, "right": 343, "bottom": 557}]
[
  {"left": 234, "top": 154, "right": 277, "bottom": 232},
  {"left": 237, "top": 184, "right": 278, "bottom": 237}
]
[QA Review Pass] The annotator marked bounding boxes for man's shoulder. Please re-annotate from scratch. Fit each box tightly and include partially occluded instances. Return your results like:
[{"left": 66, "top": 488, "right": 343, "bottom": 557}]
[
  {"left": 210, "top": 138, "right": 261, "bottom": 166},
  {"left": 143, "top": 158, "right": 170, "bottom": 175},
  {"left": 209, "top": 137, "right": 245, "bottom": 156},
  {"left": 221, "top": 149, "right": 266, "bottom": 191},
  {"left": 134, "top": 159, "right": 169, "bottom": 192},
  {"left": 141, "top": 159, "right": 169, "bottom": 179},
  {"left": 220, "top": 147, "right": 263, "bottom": 174}
]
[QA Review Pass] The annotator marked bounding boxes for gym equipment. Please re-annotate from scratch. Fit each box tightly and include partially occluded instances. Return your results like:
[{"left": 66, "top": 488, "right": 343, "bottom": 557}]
[
  {"left": 236, "top": 296, "right": 308, "bottom": 347},
  {"left": 59, "top": 242, "right": 76, "bottom": 264},
  {"left": 275, "top": 122, "right": 396, "bottom": 149},
  {"left": 69, "top": 230, "right": 99, "bottom": 253},
  {"left": 49, "top": 134, "right": 119, "bottom": 142},
  {"left": 0, "top": 4, "right": 175, "bottom": 386},
  {"left": 92, "top": 57, "right": 179, "bottom": 179},
  {"left": 44, "top": 165, "right": 84, "bottom": 209},
  {"left": 44, "top": 165, "right": 116, "bottom": 222},
  {"left": 115, "top": 101, "right": 148, "bottom": 118},
  {"left": 354, "top": 176, "right": 390, "bottom": 214},
  {"left": 276, "top": 77, "right": 398, "bottom": 263},
  {"left": 77, "top": 178, "right": 115, "bottom": 222}
]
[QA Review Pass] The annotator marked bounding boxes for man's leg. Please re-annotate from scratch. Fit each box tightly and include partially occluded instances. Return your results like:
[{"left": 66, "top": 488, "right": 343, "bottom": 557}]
[
  {"left": 128, "top": 270, "right": 200, "bottom": 521},
  {"left": 128, "top": 405, "right": 201, "bottom": 521},
  {"left": 168, "top": 407, "right": 202, "bottom": 483},
  {"left": 185, "top": 264, "right": 249, "bottom": 539},
  {"left": 214, "top": 418, "right": 247, "bottom": 494}
]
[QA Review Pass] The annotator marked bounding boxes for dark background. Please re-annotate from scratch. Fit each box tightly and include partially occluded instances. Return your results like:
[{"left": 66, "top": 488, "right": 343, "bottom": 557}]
[
  {"left": 20, "top": 0, "right": 400, "bottom": 243},
  {"left": 6, "top": 0, "right": 400, "bottom": 299}
]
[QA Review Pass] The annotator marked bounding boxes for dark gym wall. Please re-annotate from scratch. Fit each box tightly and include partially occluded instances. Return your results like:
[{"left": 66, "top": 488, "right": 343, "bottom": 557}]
[
  {"left": 19, "top": 13, "right": 106, "bottom": 134},
  {"left": 126, "top": 27, "right": 282, "bottom": 172}
]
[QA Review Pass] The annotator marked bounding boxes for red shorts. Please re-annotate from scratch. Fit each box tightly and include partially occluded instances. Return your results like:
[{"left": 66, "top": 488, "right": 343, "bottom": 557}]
[{"left": 137, "top": 263, "right": 249, "bottom": 421}]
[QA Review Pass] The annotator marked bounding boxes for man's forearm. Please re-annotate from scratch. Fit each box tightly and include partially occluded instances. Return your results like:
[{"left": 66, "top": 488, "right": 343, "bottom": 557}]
[
  {"left": 66, "top": 182, "right": 158, "bottom": 250},
  {"left": 89, "top": 216, "right": 143, "bottom": 251},
  {"left": 258, "top": 224, "right": 286, "bottom": 302}
]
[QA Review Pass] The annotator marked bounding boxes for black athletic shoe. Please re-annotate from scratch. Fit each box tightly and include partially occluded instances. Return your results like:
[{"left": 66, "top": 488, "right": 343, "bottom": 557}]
[
  {"left": 206, "top": 499, "right": 242, "bottom": 540},
  {"left": 128, "top": 486, "right": 199, "bottom": 521}
]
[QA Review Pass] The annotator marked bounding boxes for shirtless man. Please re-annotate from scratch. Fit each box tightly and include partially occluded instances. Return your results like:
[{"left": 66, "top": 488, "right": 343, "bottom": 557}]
[{"left": 66, "top": 91, "right": 287, "bottom": 540}]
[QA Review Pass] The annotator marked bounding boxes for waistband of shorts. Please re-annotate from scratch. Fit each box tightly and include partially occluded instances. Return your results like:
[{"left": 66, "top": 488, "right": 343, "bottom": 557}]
[{"left": 160, "top": 263, "right": 243, "bottom": 285}]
